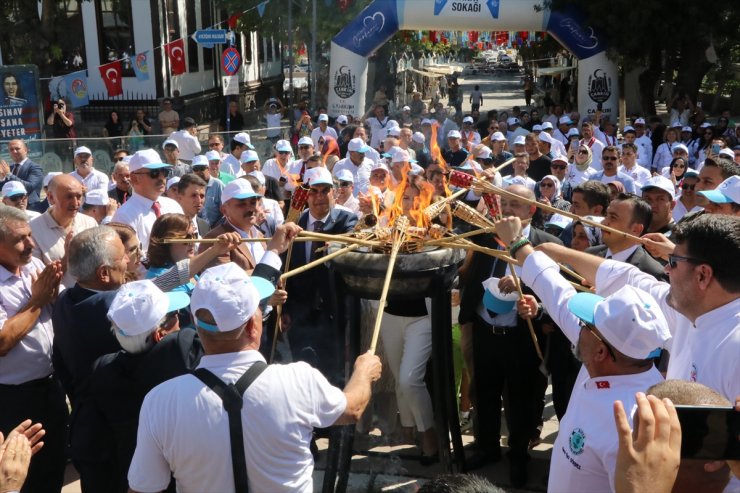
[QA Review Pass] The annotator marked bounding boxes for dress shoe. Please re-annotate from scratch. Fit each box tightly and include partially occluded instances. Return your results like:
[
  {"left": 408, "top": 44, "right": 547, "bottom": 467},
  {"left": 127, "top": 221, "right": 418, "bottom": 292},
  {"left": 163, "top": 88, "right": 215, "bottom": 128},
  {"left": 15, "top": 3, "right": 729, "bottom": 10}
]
[{"left": 465, "top": 447, "right": 502, "bottom": 470}]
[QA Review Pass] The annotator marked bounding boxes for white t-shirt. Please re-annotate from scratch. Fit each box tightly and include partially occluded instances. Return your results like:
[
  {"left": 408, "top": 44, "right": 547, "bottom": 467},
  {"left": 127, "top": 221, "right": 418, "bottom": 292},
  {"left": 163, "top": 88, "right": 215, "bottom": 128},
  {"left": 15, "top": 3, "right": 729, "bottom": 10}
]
[
  {"left": 366, "top": 116, "right": 390, "bottom": 149},
  {"left": 168, "top": 130, "right": 202, "bottom": 161},
  {"left": 69, "top": 168, "right": 110, "bottom": 192},
  {"left": 310, "top": 126, "right": 338, "bottom": 151},
  {"left": 332, "top": 157, "right": 373, "bottom": 196},
  {"left": 222, "top": 154, "right": 241, "bottom": 177},
  {"left": 635, "top": 135, "right": 653, "bottom": 167},
  {"left": 565, "top": 164, "right": 597, "bottom": 187},
  {"left": 265, "top": 112, "right": 282, "bottom": 138},
  {"left": 619, "top": 164, "right": 652, "bottom": 189},
  {"left": 128, "top": 350, "right": 346, "bottom": 493},
  {"left": 671, "top": 199, "right": 702, "bottom": 223}
]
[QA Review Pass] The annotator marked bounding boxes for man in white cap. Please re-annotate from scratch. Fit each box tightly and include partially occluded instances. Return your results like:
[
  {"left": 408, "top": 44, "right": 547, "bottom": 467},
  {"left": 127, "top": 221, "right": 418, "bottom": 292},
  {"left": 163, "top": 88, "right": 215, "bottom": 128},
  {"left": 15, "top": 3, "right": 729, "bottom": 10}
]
[
  {"left": 111, "top": 149, "right": 183, "bottom": 253},
  {"left": 30, "top": 174, "right": 98, "bottom": 288},
  {"left": 334, "top": 169, "right": 359, "bottom": 215},
  {"left": 222, "top": 132, "right": 255, "bottom": 177},
  {"left": 191, "top": 155, "right": 224, "bottom": 227},
  {"left": 679, "top": 125, "right": 700, "bottom": 167},
  {"left": 334, "top": 114, "right": 348, "bottom": 135},
  {"left": 409, "top": 131, "right": 430, "bottom": 168},
  {"left": 332, "top": 137, "right": 373, "bottom": 196},
  {"left": 506, "top": 117, "right": 529, "bottom": 148},
  {"left": 554, "top": 115, "right": 572, "bottom": 146},
  {"left": 698, "top": 175, "right": 740, "bottom": 216},
  {"left": 363, "top": 104, "right": 391, "bottom": 150},
  {"left": 443, "top": 130, "right": 469, "bottom": 167},
  {"left": 206, "top": 149, "right": 235, "bottom": 185},
  {"left": 541, "top": 121, "right": 567, "bottom": 156},
  {"left": 310, "top": 113, "right": 337, "bottom": 150},
  {"left": 127, "top": 262, "right": 381, "bottom": 493},
  {"left": 162, "top": 138, "right": 191, "bottom": 177},
  {"left": 288, "top": 136, "right": 316, "bottom": 190},
  {"left": 632, "top": 118, "right": 653, "bottom": 168},
  {"left": 461, "top": 116, "right": 481, "bottom": 149},
  {"left": 262, "top": 140, "right": 294, "bottom": 202},
  {"left": 494, "top": 215, "right": 670, "bottom": 493},
  {"left": 69, "top": 146, "right": 109, "bottom": 192},
  {"left": 168, "top": 117, "right": 202, "bottom": 164},
  {"left": 165, "top": 176, "right": 181, "bottom": 200},
  {"left": 641, "top": 176, "right": 676, "bottom": 235},
  {"left": 2, "top": 180, "right": 40, "bottom": 219},
  {"left": 81, "top": 188, "right": 116, "bottom": 224}
]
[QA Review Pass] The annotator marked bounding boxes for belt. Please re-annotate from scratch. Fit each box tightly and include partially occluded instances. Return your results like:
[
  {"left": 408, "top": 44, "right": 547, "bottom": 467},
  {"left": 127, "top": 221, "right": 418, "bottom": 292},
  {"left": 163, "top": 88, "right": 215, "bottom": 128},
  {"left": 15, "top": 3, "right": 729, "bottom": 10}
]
[
  {"left": 0, "top": 374, "right": 54, "bottom": 389},
  {"left": 476, "top": 315, "right": 514, "bottom": 336}
]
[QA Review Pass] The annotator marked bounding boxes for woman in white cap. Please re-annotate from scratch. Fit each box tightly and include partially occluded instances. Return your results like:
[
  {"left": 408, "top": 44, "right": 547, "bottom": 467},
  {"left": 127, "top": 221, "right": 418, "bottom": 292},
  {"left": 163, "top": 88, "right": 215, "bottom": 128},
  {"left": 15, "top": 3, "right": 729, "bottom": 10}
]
[{"left": 660, "top": 157, "right": 688, "bottom": 188}]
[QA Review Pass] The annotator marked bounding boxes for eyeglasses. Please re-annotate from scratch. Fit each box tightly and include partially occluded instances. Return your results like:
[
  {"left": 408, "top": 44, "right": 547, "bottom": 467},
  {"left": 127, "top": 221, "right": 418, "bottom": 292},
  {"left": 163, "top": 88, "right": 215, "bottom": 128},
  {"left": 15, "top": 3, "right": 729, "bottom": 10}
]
[
  {"left": 192, "top": 166, "right": 208, "bottom": 172},
  {"left": 540, "top": 182, "right": 554, "bottom": 188},
  {"left": 134, "top": 168, "right": 171, "bottom": 179},
  {"left": 579, "top": 320, "right": 616, "bottom": 361},
  {"left": 309, "top": 187, "right": 332, "bottom": 196},
  {"left": 551, "top": 164, "right": 567, "bottom": 170},
  {"left": 277, "top": 151, "right": 291, "bottom": 155},
  {"left": 208, "top": 143, "right": 221, "bottom": 148},
  {"left": 681, "top": 183, "right": 695, "bottom": 190},
  {"left": 338, "top": 181, "right": 352, "bottom": 188},
  {"left": 299, "top": 145, "right": 311, "bottom": 150},
  {"left": 667, "top": 253, "right": 706, "bottom": 269}
]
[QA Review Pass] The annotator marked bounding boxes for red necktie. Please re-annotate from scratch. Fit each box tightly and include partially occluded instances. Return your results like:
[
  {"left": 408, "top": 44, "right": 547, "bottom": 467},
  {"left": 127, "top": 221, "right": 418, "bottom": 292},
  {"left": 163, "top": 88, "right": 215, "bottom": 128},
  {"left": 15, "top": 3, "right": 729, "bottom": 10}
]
[{"left": 151, "top": 201, "right": 161, "bottom": 218}]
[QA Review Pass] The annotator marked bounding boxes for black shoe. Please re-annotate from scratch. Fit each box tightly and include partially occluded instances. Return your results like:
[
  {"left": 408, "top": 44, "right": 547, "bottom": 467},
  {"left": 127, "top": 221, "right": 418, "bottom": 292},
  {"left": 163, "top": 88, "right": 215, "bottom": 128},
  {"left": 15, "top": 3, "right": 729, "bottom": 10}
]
[
  {"left": 419, "top": 452, "right": 440, "bottom": 466},
  {"left": 465, "top": 447, "right": 502, "bottom": 470},
  {"left": 509, "top": 457, "right": 529, "bottom": 488}
]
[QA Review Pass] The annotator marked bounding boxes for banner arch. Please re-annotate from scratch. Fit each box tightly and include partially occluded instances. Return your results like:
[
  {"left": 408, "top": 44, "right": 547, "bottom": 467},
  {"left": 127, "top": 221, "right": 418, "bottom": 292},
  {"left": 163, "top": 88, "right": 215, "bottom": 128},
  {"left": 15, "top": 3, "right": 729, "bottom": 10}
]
[{"left": 328, "top": 0, "right": 617, "bottom": 120}]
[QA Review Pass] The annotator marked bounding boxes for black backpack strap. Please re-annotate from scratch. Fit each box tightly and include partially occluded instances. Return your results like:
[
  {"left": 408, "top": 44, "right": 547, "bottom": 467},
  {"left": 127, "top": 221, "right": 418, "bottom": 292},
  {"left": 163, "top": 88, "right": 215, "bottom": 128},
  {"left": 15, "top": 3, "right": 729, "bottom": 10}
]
[{"left": 192, "top": 361, "right": 267, "bottom": 492}]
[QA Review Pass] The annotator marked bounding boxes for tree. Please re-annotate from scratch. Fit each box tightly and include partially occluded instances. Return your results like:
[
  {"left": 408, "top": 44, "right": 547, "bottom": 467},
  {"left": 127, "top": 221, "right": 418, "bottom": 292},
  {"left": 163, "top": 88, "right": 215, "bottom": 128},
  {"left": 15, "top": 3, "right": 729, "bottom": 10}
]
[{"left": 548, "top": 0, "right": 740, "bottom": 115}]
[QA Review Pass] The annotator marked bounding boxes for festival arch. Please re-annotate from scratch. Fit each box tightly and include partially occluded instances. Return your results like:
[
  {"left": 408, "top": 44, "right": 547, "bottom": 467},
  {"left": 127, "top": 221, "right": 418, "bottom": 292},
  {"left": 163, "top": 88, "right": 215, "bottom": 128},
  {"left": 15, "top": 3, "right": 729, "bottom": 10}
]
[{"left": 328, "top": 0, "right": 617, "bottom": 120}]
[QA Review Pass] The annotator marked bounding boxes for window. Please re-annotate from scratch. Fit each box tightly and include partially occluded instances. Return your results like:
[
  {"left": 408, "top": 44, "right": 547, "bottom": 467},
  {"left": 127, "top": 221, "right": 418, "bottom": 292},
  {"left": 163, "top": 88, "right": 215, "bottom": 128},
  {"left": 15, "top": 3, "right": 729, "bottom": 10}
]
[
  {"left": 96, "top": 0, "right": 135, "bottom": 74},
  {"left": 201, "top": 0, "right": 214, "bottom": 70}
]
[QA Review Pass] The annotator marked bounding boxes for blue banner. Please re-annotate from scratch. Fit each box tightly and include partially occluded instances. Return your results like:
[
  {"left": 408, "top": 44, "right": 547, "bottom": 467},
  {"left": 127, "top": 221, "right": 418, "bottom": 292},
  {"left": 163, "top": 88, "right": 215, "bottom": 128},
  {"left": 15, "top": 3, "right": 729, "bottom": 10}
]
[
  {"left": 332, "top": 0, "right": 399, "bottom": 58},
  {"left": 545, "top": 8, "right": 607, "bottom": 60},
  {"left": 63, "top": 71, "right": 89, "bottom": 108},
  {"left": 132, "top": 51, "right": 150, "bottom": 81}
]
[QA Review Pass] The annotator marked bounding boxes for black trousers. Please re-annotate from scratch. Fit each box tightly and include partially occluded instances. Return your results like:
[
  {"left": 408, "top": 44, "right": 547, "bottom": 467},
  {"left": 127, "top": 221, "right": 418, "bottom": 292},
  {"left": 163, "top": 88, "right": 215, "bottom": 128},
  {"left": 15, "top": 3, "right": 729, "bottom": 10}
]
[
  {"left": 0, "top": 376, "right": 68, "bottom": 493},
  {"left": 546, "top": 329, "right": 581, "bottom": 421},
  {"left": 471, "top": 316, "right": 544, "bottom": 462}
]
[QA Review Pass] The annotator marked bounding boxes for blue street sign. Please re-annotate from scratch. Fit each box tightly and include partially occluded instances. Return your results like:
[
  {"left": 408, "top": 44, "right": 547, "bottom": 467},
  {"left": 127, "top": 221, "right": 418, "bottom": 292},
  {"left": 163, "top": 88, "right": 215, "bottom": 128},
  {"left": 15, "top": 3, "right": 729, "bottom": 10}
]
[{"left": 192, "top": 29, "right": 228, "bottom": 48}]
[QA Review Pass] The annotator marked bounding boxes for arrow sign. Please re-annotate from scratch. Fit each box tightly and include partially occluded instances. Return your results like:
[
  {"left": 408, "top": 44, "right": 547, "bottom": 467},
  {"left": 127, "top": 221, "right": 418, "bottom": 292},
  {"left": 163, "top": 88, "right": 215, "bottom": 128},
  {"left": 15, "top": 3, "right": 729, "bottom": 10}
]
[
  {"left": 192, "top": 29, "right": 228, "bottom": 48},
  {"left": 222, "top": 47, "right": 241, "bottom": 76}
]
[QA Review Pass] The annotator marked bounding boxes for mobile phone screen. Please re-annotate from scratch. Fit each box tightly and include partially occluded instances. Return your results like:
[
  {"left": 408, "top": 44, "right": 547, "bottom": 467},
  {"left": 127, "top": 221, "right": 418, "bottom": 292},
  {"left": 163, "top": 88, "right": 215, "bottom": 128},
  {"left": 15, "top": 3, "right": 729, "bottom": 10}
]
[
  {"left": 711, "top": 144, "right": 721, "bottom": 155},
  {"left": 675, "top": 406, "right": 740, "bottom": 460}
]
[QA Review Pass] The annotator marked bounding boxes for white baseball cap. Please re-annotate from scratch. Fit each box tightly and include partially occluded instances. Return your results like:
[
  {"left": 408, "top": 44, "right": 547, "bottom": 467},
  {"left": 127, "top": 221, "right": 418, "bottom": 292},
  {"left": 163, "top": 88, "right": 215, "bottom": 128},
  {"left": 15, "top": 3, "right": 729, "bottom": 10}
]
[
  {"left": 128, "top": 149, "right": 171, "bottom": 172},
  {"left": 545, "top": 213, "right": 573, "bottom": 231},
  {"left": 681, "top": 126, "right": 693, "bottom": 133},
  {"left": 699, "top": 122, "right": 712, "bottom": 129},
  {"left": 412, "top": 132, "right": 426, "bottom": 144},
  {"left": 297, "top": 136, "right": 313, "bottom": 147},
  {"left": 634, "top": 117, "right": 646, "bottom": 125},
  {"left": 491, "top": 131, "right": 506, "bottom": 142},
  {"left": 371, "top": 161, "right": 390, "bottom": 173},
  {"left": 448, "top": 130, "right": 462, "bottom": 139},
  {"left": 538, "top": 131, "right": 554, "bottom": 145},
  {"left": 506, "top": 117, "right": 520, "bottom": 126},
  {"left": 670, "top": 121, "right": 682, "bottom": 128},
  {"left": 559, "top": 116, "right": 573, "bottom": 125},
  {"left": 421, "top": 118, "right": 434, "bottom": 126},
  {"left": 541, "top": 122, "right": 554, "bottom": 130},
  {"left": 641, "top": 175, "right": 676, "bottom": 200},
  {"left": 318, "top": 113, "right": 329, "bottom": 122},
  {"left": 335, "top": 169, "right": 354, "bottom": 183},
  {"left": 671, "top": 143, "right": 689, "bottom": 154},
  {"left": 532, "top": 124, "right": 543, "bottom": 132},
  {"left": 513, "top": 135, "right": 526, "bottom": 146},
  {"left": 622, "top": 125, "right": 636, "bottom": 134},
  {"left": 551, "top": 154, "right": 569, "bottom": 164},
  {"left": 348, "top": 137, "right": 370, "bottom": 153},
  {"left": 386, "top": 126, "right": 401, "bottom": 137},
  {"left": 247, "top": 170, "right": 266, "bottom": 186},
  {"left": 166, "top": 176, "right": 180, "bottom": 190},
  {"left": 191, "top": 263, "right": 275, "bottom": 333},
  {"left": 566, "top": 128, "right": 581, "bottom": 138},
  {"left": 108, "top": 280, "right": 190, "bottom": 337},
  {"left": 305, "top": 166, "right": 334, "bottom": 187},
  {"left": 240, "top": 150, "right": 260, "bottom": 163},
  {"left": 391, "top": 149, "right": 411, "bottom": 163},
  {"left": 43, "top": 172, "right": 62, "bottom": 188},
  {"left": 698, "top": 175, "right": 740, "bottom": 205},
  {"left": 162, "top": 139, "right": 179, "bottom": 149},
  {"left": 2, "top": 180, "right": 26, "bottom": 197},
  {"left": 463, "top": 116, "right": 474, "bottom": 124},
  {"left": 205, "top": 150, "right": 221, "bottom": 161},
  {"left": 275, "top": 139, "right": 292, "bottom": 152},
  {"left": 336, "top": 115, "right": 348, "bottom": 125},
  {"left": 410, "top": 163, "right": 425, "bottom": 175},
  {"left": 191, "top": 155, "right": 208, "bottom": 167},
  {"left": 222, "top": 178, "right": 261, "bottom": 203},
  {"left": 402, "top": 106, "right": 411, "bottom": 112},
  {"left": 568, "top": 285, "right": 670, "bottom": 360},
  {"left": 84, "top": 189, "right": 109, "bottom": 206},
  {"left": 74, "top": 146, "right": 92, "bottom": 157},
  {"left": 233, "top": 132, "right": 254, "bottom": 149},
  {"left": 474, "top": 145, "right": 492, "bottom": 159},
  {"left": 719, "top": 148, "right": 735, "bottom": 160}
]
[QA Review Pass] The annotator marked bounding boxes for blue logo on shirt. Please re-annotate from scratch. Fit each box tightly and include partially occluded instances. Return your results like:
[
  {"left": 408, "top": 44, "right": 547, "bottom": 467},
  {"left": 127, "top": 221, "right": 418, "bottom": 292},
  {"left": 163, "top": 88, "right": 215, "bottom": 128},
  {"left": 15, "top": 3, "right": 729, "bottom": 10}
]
[{"left": 569, "top": 428, "right": 586, "bottom": 455}]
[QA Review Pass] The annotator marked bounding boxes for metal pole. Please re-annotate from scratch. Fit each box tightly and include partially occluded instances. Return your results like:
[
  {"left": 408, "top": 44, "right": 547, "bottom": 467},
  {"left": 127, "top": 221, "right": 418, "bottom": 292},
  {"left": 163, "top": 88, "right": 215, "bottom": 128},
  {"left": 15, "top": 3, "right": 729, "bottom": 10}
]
[
  {"left": 288, "top": 0, "right": 294, "bottom": 128},
  {"left": 311, "top": 0, "right": 317, "bottom": 112}
]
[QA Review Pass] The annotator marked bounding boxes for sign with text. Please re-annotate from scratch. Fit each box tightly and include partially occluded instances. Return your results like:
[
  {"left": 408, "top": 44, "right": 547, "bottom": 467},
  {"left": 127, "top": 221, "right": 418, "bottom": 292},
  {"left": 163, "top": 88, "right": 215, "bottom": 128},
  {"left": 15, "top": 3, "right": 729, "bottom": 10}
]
[
  {"left": 222, "top": 75, "right": 239, "bottom": 96},
  {"left": 192, "top": 29, "right": 228, "bottom": 48},
  {"left": 0, "top": 65, "right": 43, "bottom": 158}
]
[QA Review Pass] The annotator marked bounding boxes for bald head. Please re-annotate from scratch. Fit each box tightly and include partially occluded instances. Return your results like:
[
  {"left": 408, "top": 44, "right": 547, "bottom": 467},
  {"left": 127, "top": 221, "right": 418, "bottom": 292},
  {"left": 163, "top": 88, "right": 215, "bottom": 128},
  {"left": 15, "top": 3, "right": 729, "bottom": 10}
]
[
  {"left": 49, "top": 174, "right": 82, "bottom": 195},
  {"left": 48, "top": 174, "right": 84, "bottom": 225},
  {"left": 502, "top": 185, "right": 537, "bottom": 220}
]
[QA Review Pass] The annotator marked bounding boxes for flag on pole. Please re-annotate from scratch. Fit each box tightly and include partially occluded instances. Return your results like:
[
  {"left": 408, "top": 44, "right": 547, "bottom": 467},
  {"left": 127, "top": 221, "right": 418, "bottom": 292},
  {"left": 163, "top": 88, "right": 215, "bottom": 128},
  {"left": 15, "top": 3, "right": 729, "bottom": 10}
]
[
  {"left": 165, "top": 39, "right": 186, "bottom": 76},
  {"left": 257, "top": 1, "right": 268, "bottom": 18},
  {"left": 99, "top": 61, "right": 123, "bottom": 97},
  {"left": 132, "top": 51, "right": 150, "bottom": 81},
  {"left": 62, "top": 70, "right": 89, "bottom": 108}
]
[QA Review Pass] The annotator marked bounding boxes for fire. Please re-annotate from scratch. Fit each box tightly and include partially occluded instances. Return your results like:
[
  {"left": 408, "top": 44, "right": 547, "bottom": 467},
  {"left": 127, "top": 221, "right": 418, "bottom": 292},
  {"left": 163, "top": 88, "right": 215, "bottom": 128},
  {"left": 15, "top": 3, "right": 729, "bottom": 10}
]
[{"left": 384, "top": 163, "right": 435, "bottom": 229}]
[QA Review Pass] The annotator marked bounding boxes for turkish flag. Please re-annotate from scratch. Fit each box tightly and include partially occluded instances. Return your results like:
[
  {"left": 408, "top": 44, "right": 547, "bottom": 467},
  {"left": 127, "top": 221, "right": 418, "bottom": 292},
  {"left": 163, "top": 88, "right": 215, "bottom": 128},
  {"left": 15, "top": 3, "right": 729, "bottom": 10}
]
[
  {"left": 595, "top": 381, "right": 610, "bottom": 389},
  {"left": 227, "top": 13, "right": 242, "bottom": 29},
  {"left": 99, "top": 61, "right": 123, "bottom": 97},
  {"left": 165, "top": 39, "right": 186, "bottom": 76}
]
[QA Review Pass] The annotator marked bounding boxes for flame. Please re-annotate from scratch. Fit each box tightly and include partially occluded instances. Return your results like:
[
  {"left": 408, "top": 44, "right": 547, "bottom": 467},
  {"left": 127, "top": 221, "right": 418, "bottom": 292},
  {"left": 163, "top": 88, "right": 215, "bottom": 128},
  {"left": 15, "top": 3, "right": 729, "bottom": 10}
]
[
  {"left": 322, "top": 137, "right": 340, "bottom": 164},
  {"left": 429, "top": 122, "right": 448, "bottom": 173}
]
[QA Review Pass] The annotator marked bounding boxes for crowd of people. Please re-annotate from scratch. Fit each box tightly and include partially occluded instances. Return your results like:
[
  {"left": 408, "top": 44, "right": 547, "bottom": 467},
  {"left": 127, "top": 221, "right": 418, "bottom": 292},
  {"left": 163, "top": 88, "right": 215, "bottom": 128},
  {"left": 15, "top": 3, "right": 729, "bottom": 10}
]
[{"left": 0, "top": 83, "right": 738, "bottom": 493}]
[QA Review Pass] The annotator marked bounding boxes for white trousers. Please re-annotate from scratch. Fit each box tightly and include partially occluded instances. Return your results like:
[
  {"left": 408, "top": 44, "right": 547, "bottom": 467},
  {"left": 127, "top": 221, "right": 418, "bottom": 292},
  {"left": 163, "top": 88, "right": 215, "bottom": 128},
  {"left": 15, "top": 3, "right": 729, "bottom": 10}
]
[{"left": 379, "top": 312, "right": 434, "bottom": 432}]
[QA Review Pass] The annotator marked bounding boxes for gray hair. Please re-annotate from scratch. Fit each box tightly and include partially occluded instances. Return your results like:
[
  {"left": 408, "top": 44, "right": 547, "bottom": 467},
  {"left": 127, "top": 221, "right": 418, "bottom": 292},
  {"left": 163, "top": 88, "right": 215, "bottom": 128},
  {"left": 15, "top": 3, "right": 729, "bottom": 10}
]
[
  {"left": 112, "top": 162, "right": 129, "bottom": 175},
  {"left": 68, "top": 226, "right": 120, "bottom": 282},
  {"left": 110, "top": 317, "right": 163, "bottom": 354},
  {"left": 0, "top": 204, "right": 28, "bottom": 242}
]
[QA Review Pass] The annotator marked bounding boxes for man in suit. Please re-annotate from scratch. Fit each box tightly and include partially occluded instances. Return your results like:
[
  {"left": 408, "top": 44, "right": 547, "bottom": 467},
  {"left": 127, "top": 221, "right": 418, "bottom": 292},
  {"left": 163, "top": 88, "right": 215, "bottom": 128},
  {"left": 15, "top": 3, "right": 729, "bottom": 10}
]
[
  {"left": 283, "top": 167, "right": 358, "bottom": 380},
  {"left": 585, "top": 193, "right": 667, "bottom": 281},
  {"left": 0, "top": 139, "right": 44, "bottom": 208},
  {"left": 458, "top": 184, "right": 563, "bottom": 487}
]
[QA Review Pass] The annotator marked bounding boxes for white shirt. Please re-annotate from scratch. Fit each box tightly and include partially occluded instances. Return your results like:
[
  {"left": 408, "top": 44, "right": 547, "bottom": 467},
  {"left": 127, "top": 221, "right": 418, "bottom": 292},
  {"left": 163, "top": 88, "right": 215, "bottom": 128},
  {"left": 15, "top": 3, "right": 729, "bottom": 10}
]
[
  {"left": 366, "top": 116, "right": 390, "bottom": 149},
  {"left": 228, "top": 221, "right": 267, "bottom": 265},
  {"left": 550, "top": 137, "right": 567, "bottom": 157},
  {"left": 0, "top": 257, "right": 55, "bottom": 384},
  {"left": 580, "top": 138, "right": 605, "bottom": 171},
  {"left": 671, "top": 199, "right": 702, "bottom": 223},
  {"left": 635, "top": 135, "right": 653, "bottom": 167},
  {"left": 595, "top": 260, "right": 740, "bottom": 401},
  {"left": 337, "top": 194, "right": 360, "bottom": 215},
  {"left": 262, "top": 197, "right": 284, "bottom": 225},
  {"left": 519, "top": 252, "right": 664, "bottom": 493},
  {"left": 128, "top": 350, "right": 346, "bottom": 493},
  {"left": 653, "top": 143, "right": 674, "bottom": 171},
  {"left": 618, "top": 164, "right": 652, "bottom": 189},
  {"left": 69, "top": 168, "right": 110, "bottom": 192},
  {"left": 111, "top": 192, "right": 183, "bottom": 253},
  {"left": 503, "top": 174, "right": 536, "bottom": 191},
  {"left": 265, "top": 112, "right": 282, "bottom": 138},
  {"left": 310, "top": 126, "right": 338, "bottom": 150},
  {"left": 332, "top": 157, "right": 373, "bottom": 196},
  {"left": 222, "top": 154, "right": 241, "bottom": 177},
  {"left": 262, "top": 158, "right": 295, "bottom": 200},
  {"left": 565, "top": 164, "right": 597, "bottom": 187},
  {"left": 604, "top": 244, "right": 639, "bottom": 262},
  {"left": 168, "top": 130, "right": 202, "bottom": 161}
]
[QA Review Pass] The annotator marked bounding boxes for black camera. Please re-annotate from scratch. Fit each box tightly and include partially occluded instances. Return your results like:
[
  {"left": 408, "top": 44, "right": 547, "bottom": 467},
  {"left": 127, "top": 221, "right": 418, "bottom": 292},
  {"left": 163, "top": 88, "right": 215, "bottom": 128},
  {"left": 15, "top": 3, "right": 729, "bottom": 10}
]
[{"left": 56, "top": 103, "right": 64, "bottom": 109}]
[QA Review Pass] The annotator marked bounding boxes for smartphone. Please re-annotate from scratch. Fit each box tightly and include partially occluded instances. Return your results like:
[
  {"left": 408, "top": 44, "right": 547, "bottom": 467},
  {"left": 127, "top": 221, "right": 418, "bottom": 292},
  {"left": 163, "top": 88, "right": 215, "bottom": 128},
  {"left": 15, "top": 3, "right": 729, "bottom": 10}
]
[
  {"left": 697, "top": 101, "right": 703, "bottom": 109},
  {"left": 570, "top": 139, "right": 579, "bottom": 151},
  {"left": 675, "top": 405, "right": 740, "bottom": 460},
  {"left": 711, "top": 143, "right": 721, "bottom": 155}
]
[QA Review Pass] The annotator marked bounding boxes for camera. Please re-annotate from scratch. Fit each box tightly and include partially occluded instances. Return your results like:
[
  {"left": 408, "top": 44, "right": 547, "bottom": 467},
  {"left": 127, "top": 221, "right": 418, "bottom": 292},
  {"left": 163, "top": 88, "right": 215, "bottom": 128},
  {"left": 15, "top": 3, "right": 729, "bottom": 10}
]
[{"left": 57, "top": 102, "right": 64, "bottom": 109}]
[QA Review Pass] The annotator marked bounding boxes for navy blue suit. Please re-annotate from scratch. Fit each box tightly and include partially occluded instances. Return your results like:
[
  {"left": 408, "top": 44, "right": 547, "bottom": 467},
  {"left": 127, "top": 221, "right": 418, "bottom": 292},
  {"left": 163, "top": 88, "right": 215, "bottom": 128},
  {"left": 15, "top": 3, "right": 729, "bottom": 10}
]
[{"left": 2, "top": 158, "right": 44, "bottom": 206}]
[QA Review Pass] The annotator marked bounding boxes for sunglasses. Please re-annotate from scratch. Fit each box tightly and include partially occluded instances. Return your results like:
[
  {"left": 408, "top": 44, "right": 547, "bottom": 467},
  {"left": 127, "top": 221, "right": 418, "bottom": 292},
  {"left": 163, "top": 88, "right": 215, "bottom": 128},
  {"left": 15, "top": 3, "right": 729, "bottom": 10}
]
[
  {"left": 277, "top": 151, "right": 291, "bottom": 155},
  {"left": 579, "top": 320, "right": 616, "bottom": 361},
  {"left": 578, "top": 150, "right": 589, "bottom": 155},
  {"left": 134, "top": 168, "right": 171, "bottom": 179},
  {"left": 667, "top": 253, "right": 705, "bottom": 269},
  {"left": 299, "top": 145, "right": 312, "bottom": 150},
  {"left": 602, "top": 156, "right": 619, "bottom": 161},
  {"left": 681, "top": 183, "right": 695, "bottom": 190},
  {"left": 192, "top": 166, "right": 208, "bottom": 171},
  {"left": 540, "top": 182, "right": 554, "bottom": 188},
  {"left": 338, "top": 181, "right": 352, "bottom": 188},
  {"left": 551, "top": 164, "right": 567, "bottom": 170},
  {"left": 8, "top": 194, "right": 27, "bottom": 202}
]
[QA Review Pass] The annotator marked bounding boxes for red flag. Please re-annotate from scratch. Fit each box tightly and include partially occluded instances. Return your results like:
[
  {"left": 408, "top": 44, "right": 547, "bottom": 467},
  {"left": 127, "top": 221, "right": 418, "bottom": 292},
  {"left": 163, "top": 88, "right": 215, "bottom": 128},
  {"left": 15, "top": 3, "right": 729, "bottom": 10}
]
[
  {"left": 99, "top": 61, "right": 123, "bottom": 97},
  {"left": 595, "top": 381, "right": 610, "bottom": 389},
  {"left": 165, "top": 39, "right": 186, "bottom": 76},
  {"left": 227, "top": 13, "right": 242, "bottom": 29}
]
